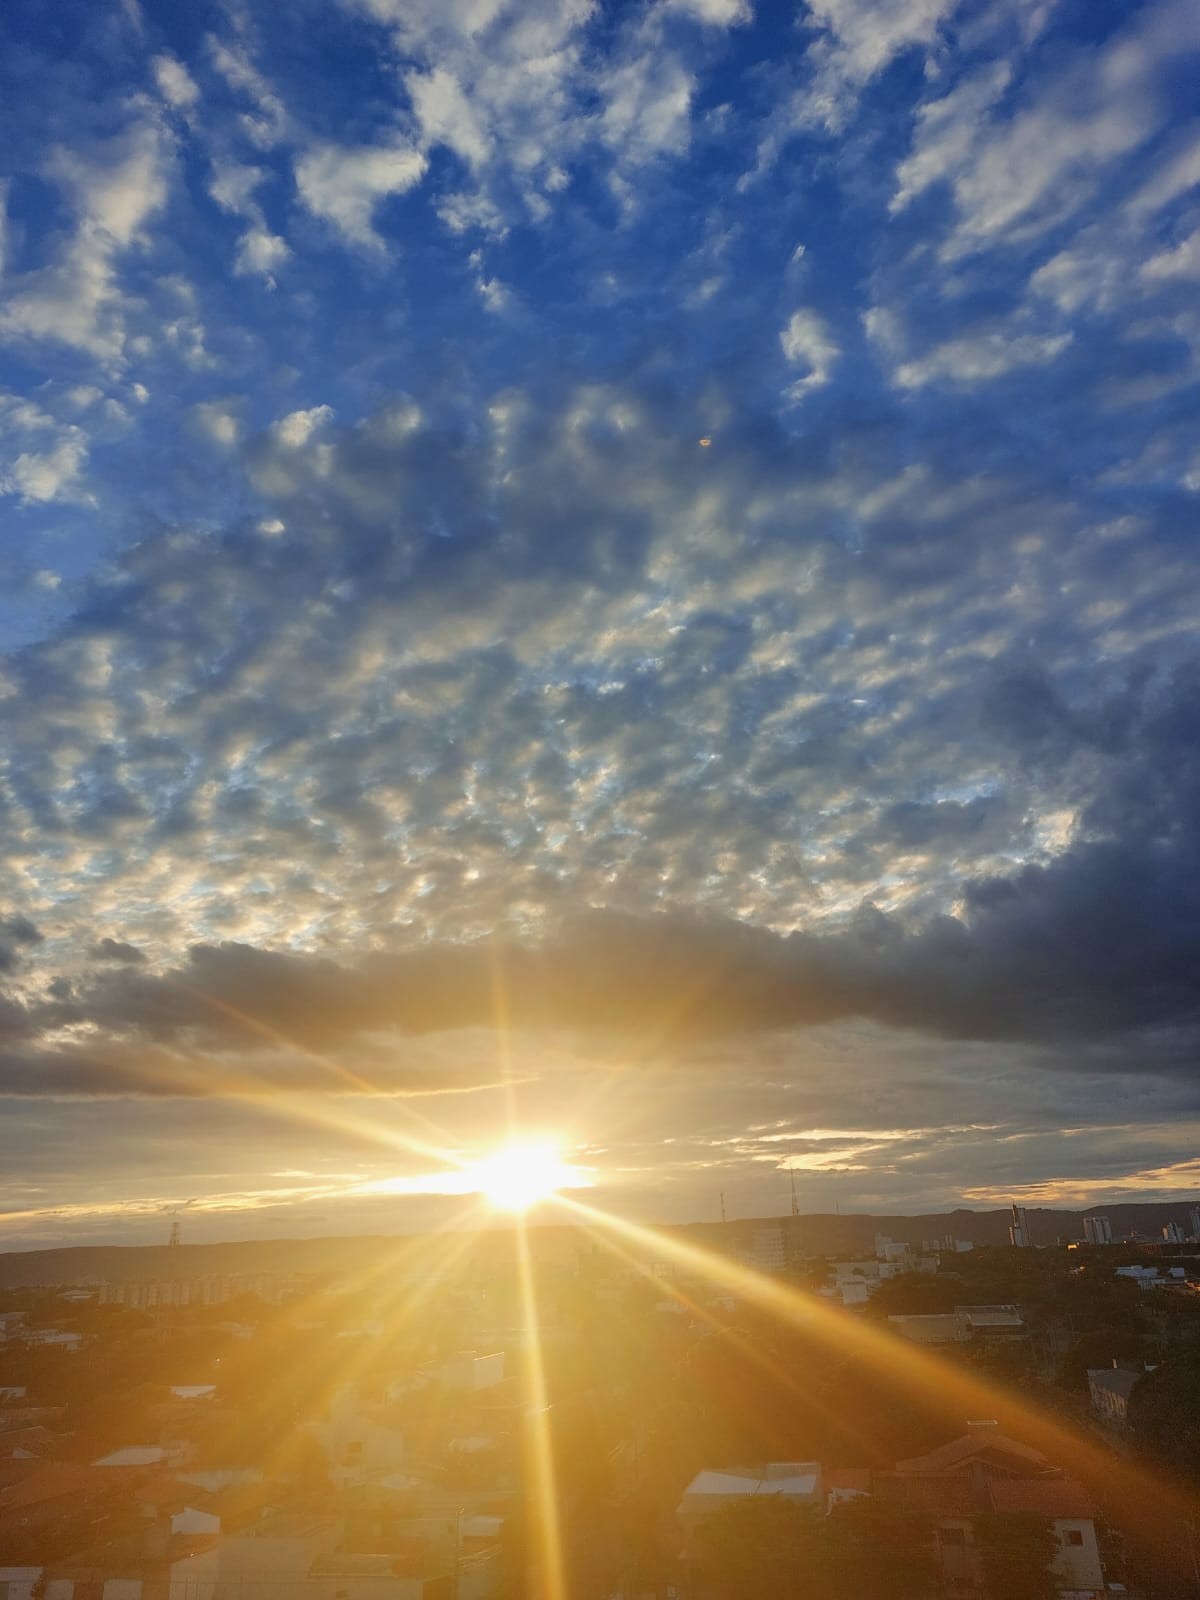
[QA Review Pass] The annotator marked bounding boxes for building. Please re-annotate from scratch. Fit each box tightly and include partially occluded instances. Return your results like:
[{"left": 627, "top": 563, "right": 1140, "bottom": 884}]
[
  {"left": 887, "top": 1314, "right": 967, "bottom": 1345},
  {"left": 873, "top": 1426, "right": 1104, "bottom": 1598},
  {"left": 887, "top": 1305, "right": 1024, "bottom": 1346},
  {"left": 678, "top": 1462, "right": 824, "bottom": 1559},
  {"left": 1083, "top": 1215, "right": 1113, "bottom": 1246},
  {"left": 1009, "top": 1203, "right": 1031, "bottom": 1248},
  {"left": 1190, "top": 1205, "right": 1200, "bottom": 1242},
  {"left": 744, "top": 1223, "right": 787, "bottom": 1274},
  {"left": 97, "top": 1272, "right": 293, "bottom": 1310},
  {"left": 1087, "top": 1365, "right": 1142, "bottom": 1428},
  {"left": 1163, "top": 1221, "right": 1185, "bottom": 1244},
  {"left": 874, "top": 1234, "right": 912, "bottom": 1263}
]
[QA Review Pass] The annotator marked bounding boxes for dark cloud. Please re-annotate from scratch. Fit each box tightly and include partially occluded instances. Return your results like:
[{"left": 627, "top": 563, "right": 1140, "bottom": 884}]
[
  {"left": 0, "top": 916, "right": 42, "bottom": 974},
  {"left": 90, "top": 938, "right": 146, "bottom": 964}
]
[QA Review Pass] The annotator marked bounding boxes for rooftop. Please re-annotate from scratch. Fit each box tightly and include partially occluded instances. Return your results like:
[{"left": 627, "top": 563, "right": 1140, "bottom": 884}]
[
  {"left": 1087, "top": 1367, "right": 1141, "bottom": 1400},
  {"left": 896, "top": 1432, "right": 1048, "bottom": 1477},
  {"left": 682, "top": 1463, "right": 822, "bottom": 1503},
  {"left": 988, "top": 1477, "right": 1094, "bottom": 1520}
]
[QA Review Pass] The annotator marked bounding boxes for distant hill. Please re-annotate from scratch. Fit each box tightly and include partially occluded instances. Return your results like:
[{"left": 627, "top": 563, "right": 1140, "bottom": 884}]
[
  {"left": 685, "top": 1200, "right": 1200, "bottom": 1256},
  {"left": 0, "top": 1198, "right": 1195, "bottom": 1288}
]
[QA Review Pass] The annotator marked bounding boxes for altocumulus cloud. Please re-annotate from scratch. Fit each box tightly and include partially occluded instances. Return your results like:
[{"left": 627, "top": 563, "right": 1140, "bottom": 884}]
[{"left": 0, "top": 0, "right": 1198, "bottom": 1232}]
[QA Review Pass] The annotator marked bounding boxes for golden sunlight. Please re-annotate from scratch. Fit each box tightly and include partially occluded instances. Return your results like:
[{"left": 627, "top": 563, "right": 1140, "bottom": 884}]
[{"left": 469, "top": 1141, "right": 585, "bottom": 1211}]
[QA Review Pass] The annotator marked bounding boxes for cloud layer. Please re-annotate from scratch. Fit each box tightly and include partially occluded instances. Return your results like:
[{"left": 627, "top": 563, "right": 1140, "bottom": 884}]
[{"left": 0, "top": 0, "right": 1198, "bottom": 1239}]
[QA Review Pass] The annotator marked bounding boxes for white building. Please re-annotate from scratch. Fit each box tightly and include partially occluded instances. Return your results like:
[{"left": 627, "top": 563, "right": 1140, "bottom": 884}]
[
  {"left": 743, "top": 1223, "right": 787, "bottom": 1274},
  {"left": 678, "top": 1461, "right": 824, "bottom": 1549},
  {"left": 1083, "top": 1215, "right": 1113, "bottom": 1246}
]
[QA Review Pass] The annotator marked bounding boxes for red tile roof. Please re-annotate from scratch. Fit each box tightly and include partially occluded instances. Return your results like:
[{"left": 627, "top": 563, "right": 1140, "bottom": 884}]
[
  {"left": 896, "top": 1433, "right": 1048, "bottom": 1476},
  {"left": 0, "top": 1427, "right": 56, "bottom": 1457},
  {"left": 0, "top": 1462, "right": 107, "bottom": 1510},
  {"left": 873, "top": 1472, "right": 977, "bottom": 1519},
  {"left": 988, "top": 1477, "right": 1094, "bottom": 1520}
]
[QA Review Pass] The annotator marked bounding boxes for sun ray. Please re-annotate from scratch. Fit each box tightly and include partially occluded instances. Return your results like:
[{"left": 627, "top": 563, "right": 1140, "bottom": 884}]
[
  {"left": 515, "top": 1213, "right": 568, "bottom": 1600},
  {"left": 219, "top": 1202, "right": 486, "bottom": 1490},
  {"left": 556, "top": 1193, "right": 1200, "bottom": 1536},
  {"left": 569, "top": 1213, "right": 883, "bottom": 1465}
]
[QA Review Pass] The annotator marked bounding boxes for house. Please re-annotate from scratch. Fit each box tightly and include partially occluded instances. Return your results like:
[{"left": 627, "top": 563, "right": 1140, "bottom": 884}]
[
  {"left": 989, "top": 1477, "right": 1104, "bottom": 1593},
  {"left": 1087, "top": 1366, "right": 1142, "bottom": 1427},
  {"left": 887, "top": 1305, "right": 1024, "bottom": 1345},
  {"left": 887, "top": 1313, "right": 969, "bottom": 1344},
  {"left": 678, "top": 1462, "right": 824, "bottom": 1556},
  {"left": 841, "top": 1425, "right": 1105, "bottom": 1600},
  {"left": 894, "top": 1422, "right": 1050, "bottom": 1481},
  {"left": 956, "top": 1305, "right": 1024, "bottom": 1338},
  {"left": 19, "top": 1330, "right": 81, "bottom": 1352},
  {"left": 0, "top": 1462, "right": 124, "bottom": 1547},
  {"left": 168, "top": 1502, "right": 496, "bottom": 1600},
  {"left": 306, "top": 1386, "right": 406, "bottom": 1486}
]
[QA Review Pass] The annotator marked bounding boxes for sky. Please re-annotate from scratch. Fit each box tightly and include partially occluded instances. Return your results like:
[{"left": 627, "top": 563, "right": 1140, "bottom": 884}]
[{"left": 1, "top": 0, "right": 1199, "bottom": 1248}]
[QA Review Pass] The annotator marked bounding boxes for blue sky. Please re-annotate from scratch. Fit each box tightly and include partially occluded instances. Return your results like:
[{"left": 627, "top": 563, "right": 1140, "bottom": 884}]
[{"left": 1, "top": 0, "right": 1199, "bottom": 1245}]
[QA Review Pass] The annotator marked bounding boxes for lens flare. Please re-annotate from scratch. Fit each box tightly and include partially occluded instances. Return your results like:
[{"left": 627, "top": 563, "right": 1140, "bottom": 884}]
[{"left": 471, "top": 1141, "right": 585, "bottom": 1211}]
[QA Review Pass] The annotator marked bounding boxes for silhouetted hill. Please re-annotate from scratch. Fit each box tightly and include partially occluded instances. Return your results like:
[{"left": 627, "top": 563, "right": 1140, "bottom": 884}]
[
  {"left": 0, "top": 1198, "right": 1195, "bottom": 1288},
  {"left": 691, "top": 1200, "right": 1200, "bottom": 1255}
]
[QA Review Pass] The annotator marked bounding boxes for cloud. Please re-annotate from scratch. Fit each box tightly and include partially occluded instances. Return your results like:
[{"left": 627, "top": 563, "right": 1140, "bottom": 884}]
[
  {"left": 0, "top": 918, "right": 42, "bottom": 976},
  {"left": 152, "top": 54, "right": 200, "bottom": 111},
  {"left": 780, "top": 309, "right": 840, "bottom": 397},
  {"left": 1141, "top": 228, "right": 1200, "bottom": 283},
  {"left": 665, "top": 0, "right": 752, "bottom": 21},
  {"left": 207, "top": 159, "right": 290, "bottom": 283},
  {"left": 0, "top": 119, "right": 170, "bottom": 363},
  {"left": 272, "top": 405, "right": 334, "bottom": 448},
  {"left": 91, "top": 938, "right": 146, "bottom": 965},
  {"left": 0, "top": 436, "right": 90, "bottom": 505},
  {"left": 191, "top": 401, "right": 240, "bottom": 447},
  {"left": 890, "top": 328, "right": 1073, "bottom": 390},
  {"left": 895, "top": 0, "right": 1200, "bottom": 261},
  {"left": 295, "top": 141, "right": 428, "bottom": 247},
  {"left": 406, "top": 67, "right": 491, "bottom": 170},
  {"left": 1, "top": 0, "right": 1199, "bottom": 1232}
]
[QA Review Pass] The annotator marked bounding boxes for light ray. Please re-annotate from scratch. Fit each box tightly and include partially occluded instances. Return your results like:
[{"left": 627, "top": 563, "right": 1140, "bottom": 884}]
[
  {"left": 557, "top": 1194, "right": 1200, "bottom": 1538},
  {"left": 218, "top": 1203, "right": 485, "bottom": 1490},
  {"left": 515, "top": 1213, "right": 568, "bottom": 1600},
  {"left": 569, "top": 1213, "right": 882, "bottom": 1465}
]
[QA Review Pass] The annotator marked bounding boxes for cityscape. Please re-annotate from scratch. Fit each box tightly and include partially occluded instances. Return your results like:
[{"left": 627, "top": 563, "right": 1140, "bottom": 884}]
[{"left": 0, "top": 1198, "right": 1198, "bottom": 1595}]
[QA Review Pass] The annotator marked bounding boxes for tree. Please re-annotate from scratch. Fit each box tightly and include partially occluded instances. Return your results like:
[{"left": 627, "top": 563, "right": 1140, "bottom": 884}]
[
  {"left": 865, "top": 1274, "right": 960, "bottom": 1318},
  {"left": 1056, "top": 1328, "right": 1147, "bottom": 1391},
  {"left": 693, "top": 1498, "right": 825, "bottom": 1600},
  {"left": 826, "top": 1497, "right": 937, "bottom": 1600},
  {"left": 1127, "top": 1354, "right": 1200, "bottom": 1482},
  {"left": 974, "top": 1511, "right": 1058, "bottom": 1600}
]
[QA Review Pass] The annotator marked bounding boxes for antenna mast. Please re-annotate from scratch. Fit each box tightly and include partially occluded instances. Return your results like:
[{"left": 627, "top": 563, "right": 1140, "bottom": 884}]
[
  {"left": 789, "top": 1163, "right": 800, "bottom": 1218},
  {"left": 719, "top": 1191, "right": 727, "bottom": 1224}
]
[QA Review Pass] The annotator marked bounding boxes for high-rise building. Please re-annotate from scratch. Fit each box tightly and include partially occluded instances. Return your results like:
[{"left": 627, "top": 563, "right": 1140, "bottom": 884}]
[
  {"left": 1189, "top": 1205, "right": 1200, "bottom": 1242},
  {"left": 1083, "top": 1215, "right": 1113, "bottom": 1246},
  {"left": 1163, "top": 1221, "right": 1185, "bottom": 1245},
  {"left": 1009, "top": 1203, "right": 1031, "bottom": 1248}
]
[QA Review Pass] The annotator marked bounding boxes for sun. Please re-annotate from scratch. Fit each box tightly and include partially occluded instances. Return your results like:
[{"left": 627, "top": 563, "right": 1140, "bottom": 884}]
[{"left": 470, "top": 1142, "right": 581, "bottom": 1212}]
